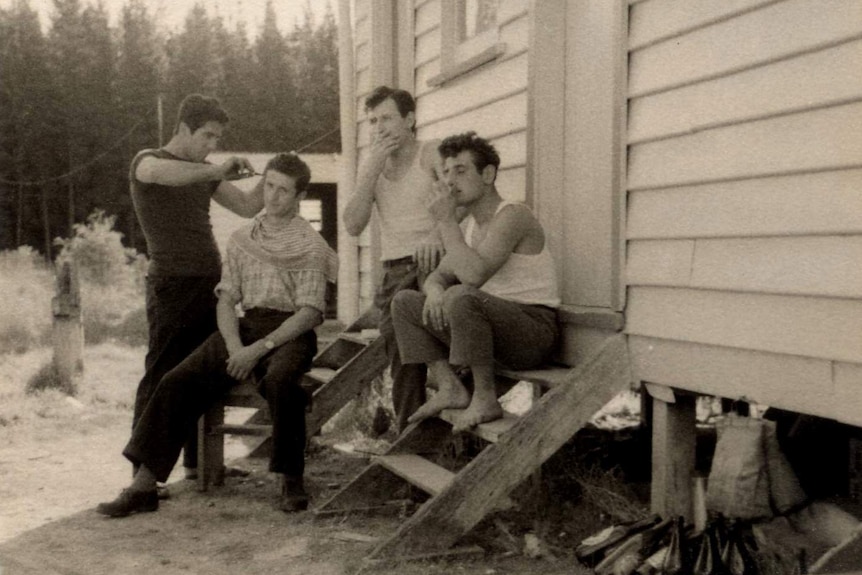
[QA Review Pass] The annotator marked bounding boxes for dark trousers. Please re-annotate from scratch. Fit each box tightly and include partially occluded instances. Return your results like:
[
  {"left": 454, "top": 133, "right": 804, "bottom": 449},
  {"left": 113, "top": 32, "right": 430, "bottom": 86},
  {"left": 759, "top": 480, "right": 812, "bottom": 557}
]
[
  {"left": 135, "top": 274, "right": 219, "bottom": 469},
  {"left": 375, "top": 258, "right": 428, "bottom": 432},
  {"left": 124, "top": 308, "right": 316, "bottom": 482}
]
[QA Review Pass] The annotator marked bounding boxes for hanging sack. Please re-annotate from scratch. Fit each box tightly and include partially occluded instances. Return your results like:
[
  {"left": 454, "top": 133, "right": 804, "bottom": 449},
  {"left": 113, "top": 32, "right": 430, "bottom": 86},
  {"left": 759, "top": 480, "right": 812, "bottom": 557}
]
[{"left": 706, "top": 416, "right": 772, "bottom": 520}]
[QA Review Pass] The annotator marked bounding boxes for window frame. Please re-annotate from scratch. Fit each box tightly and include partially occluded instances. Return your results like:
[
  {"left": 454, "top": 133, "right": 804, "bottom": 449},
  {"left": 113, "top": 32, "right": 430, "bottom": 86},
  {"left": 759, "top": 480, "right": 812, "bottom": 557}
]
[{"left": 427, "top": 0, "right": 506, "bottom": 87}]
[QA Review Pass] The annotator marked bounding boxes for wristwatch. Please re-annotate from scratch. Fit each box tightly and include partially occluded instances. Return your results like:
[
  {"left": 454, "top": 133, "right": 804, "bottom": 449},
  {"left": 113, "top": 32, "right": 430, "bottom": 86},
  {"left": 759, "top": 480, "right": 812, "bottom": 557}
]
[{"left": 263, "top": 339, "right": 276, "bottom": 351}]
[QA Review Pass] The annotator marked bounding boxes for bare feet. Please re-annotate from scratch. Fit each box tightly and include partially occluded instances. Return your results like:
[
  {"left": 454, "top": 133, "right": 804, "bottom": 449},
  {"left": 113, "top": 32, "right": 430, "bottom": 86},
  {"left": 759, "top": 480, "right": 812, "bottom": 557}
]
[
  {"left": 451, "top": 396, "right": 504, "bottom": 433},
  {"left": 407, "top": 384, "right": 470, "bottom": 424}
]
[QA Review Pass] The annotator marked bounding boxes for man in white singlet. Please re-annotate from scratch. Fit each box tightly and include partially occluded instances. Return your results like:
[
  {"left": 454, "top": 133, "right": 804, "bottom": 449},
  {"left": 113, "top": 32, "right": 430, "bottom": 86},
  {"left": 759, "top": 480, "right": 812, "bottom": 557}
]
[
  {"left": 391, "top": 132, "right": 560, "bottom": 432},
  {"left": 343, "top": 86, "right": 445, "bottom": 432}
]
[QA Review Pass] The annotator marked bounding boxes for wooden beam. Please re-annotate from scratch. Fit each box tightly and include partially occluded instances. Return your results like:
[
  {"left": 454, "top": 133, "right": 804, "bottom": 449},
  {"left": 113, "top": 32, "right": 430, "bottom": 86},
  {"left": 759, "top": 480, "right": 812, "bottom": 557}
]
[
  {"left": 650, "top": 390, "right": 696, "bottom": 522},
  {"left": 368, "top": 334, "right": 632, "bottom": 558}
]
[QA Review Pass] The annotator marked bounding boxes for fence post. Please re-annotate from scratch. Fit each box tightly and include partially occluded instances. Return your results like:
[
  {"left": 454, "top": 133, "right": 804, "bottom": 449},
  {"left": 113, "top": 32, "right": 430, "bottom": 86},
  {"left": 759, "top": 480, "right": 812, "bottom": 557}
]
[{"left": 52, "top": 260, "right": 83, "bottom": 394}]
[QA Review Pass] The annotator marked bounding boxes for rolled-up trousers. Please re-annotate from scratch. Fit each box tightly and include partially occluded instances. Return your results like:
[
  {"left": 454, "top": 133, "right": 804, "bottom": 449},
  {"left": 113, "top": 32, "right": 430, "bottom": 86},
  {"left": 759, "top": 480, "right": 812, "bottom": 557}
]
[
  {"left": 391, "top": 284, "right": 558, "bottom": 378},
  {"left": 124, "top": 308, "right": 316, "bottom": 483}
]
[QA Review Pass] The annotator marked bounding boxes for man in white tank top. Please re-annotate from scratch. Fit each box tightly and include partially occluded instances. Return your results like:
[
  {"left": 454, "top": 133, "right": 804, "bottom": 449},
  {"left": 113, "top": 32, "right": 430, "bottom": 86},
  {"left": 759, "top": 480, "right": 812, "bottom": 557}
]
[
  {"left": 391, "top": 132, "right": 560, "bottom": 432},
  {"left": 343, "top": 87, "right": 446, "bottom": 432}
]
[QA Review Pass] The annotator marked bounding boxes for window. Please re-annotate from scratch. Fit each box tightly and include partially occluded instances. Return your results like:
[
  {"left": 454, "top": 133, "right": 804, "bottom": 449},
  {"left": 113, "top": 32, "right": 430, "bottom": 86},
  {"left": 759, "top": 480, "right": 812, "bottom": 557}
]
[{"left": 429, "top": 0, "right": 506, "bottom": 86}]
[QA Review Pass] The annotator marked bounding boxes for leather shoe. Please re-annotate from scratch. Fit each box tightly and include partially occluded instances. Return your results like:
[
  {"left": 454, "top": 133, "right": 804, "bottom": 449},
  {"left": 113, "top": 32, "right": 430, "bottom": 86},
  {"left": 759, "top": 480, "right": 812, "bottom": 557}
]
[
  {"left": 96, "top": 489, "right": 158, "bottom": 517},
  {"left": 279, "top": 476, "right": 309, "bottom": 513}
]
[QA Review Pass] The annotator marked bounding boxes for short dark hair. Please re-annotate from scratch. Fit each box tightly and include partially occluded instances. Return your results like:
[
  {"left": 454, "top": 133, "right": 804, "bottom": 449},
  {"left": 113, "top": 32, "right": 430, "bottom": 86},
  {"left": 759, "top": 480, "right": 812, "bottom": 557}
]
[
  {"left": 365, "top": 85, "right": 416, "bottom": 118},
  {"left": 174, "top": 94, "right": 229, "bottom": 134},
  {"left": 265, "top": 152, "right": 311, "bottom": 193},
  {"left": 438, "top": 132, "right": 501, "bottom": 174}
]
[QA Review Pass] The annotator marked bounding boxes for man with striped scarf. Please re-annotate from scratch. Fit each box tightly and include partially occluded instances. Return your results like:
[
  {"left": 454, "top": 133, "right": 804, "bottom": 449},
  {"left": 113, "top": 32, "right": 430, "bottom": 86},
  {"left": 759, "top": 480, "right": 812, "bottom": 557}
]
[{"left": 97, "top": 153, "right": 338, "bottom": 517}]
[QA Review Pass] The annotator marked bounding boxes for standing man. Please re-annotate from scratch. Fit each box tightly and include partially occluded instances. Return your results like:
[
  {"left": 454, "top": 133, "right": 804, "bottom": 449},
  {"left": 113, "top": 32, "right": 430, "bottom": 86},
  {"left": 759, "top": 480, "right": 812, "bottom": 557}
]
[
  {"left": 130, "top": 94, "right": 264, "bottom": 478},
  {"left": 343, "top": 86, "right": 444, "bottom": 432},
  {"left": 391, "top": 132, "right": 560, "bottom": 432},
  {"left": 97, "top": 152, "right": 337, "bottom": 517}
]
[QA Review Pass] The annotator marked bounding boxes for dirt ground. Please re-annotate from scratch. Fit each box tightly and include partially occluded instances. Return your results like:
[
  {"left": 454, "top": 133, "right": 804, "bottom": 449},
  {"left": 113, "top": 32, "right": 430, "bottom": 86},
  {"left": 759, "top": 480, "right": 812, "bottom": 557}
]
[{"left": 0, "top": 345, "right": 604, "bottom": 575}]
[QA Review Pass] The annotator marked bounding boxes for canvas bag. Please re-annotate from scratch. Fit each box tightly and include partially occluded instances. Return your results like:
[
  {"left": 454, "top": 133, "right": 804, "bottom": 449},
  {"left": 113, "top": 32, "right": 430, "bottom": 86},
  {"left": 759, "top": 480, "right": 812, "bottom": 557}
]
[{"left": 706, "top": 415, "right": 773, "bottom": 520}]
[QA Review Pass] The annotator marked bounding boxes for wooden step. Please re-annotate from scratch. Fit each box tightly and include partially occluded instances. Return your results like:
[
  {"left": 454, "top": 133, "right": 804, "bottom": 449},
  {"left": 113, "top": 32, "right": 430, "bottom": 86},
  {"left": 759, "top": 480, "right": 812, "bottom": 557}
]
[
  {"left": 338, "top": 331, "right": 378, "bottom": 346},
  {"left": 495, "top": 365, "right": 572, "bottom": 389},
  {"left": 437, "top": 410, "right": 520, "bottom": 443},
  {"left": 302, "top": 367, "right": 337, "bottom": 390},
  {"left": 213, "top": 423, "right": 272, "bottom": 437},
  {"left": 376, "top": 454, "right": 454, "bottom": 496}
]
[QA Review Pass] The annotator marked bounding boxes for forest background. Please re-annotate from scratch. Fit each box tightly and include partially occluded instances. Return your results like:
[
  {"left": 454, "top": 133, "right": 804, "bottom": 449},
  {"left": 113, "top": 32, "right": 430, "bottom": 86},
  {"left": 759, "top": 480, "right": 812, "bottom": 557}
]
[{"left": 0, "top": 0, "right": 340, "bottom": 259}]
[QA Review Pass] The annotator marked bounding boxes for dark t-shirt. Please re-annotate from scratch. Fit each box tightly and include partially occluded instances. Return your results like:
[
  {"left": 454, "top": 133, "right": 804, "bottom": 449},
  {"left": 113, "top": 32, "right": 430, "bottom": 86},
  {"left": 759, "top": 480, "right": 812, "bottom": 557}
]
[{"left": 130, "top": 149, "right": 221, "bottom": 277}]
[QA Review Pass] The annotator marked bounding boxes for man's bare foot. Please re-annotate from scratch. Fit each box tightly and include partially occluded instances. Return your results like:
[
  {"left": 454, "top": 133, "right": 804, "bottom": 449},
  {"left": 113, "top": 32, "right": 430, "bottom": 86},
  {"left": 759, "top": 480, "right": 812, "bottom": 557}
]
[
  {"left": 407, "top": 385, "right": 471, "bottom": 424},
  {"left": 451, "top": 397, "right": 504, "bottom": 433}
]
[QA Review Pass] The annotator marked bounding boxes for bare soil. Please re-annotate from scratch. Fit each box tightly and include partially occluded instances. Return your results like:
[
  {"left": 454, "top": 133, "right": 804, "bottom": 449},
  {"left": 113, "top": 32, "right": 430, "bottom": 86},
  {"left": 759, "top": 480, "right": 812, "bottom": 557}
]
[{"left": 0, "top": 344, "right": 606, "bottom": 575}]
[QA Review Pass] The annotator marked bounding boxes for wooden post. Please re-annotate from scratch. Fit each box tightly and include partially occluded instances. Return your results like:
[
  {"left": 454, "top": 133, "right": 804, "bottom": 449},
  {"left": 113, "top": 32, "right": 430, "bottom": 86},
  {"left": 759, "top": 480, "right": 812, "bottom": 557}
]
[
  {"left": 650, "top": 386, "right": 696, "bottom": 522},
  {"left": 52, "top": 261, "right": 83, "bottom": 395}
]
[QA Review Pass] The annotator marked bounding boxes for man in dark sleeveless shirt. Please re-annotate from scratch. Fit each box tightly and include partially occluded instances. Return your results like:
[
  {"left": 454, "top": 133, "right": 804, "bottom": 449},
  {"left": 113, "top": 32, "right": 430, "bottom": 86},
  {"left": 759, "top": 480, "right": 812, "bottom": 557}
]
[{"left": 130, "top": 94, "right": 264, "bottom": 479}]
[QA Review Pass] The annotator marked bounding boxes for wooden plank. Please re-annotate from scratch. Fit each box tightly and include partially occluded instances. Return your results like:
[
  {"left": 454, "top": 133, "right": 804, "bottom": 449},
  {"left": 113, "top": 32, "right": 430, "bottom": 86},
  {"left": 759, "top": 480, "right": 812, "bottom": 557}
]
[
  {"left": 528, "top": 0, "right": 567, "bottom": 280},
  {"left": 315, "top": 418, "right": 455, "bottom": 514},
  {"left": 415, "top": 52, "right": 528, "bottom": 126},
  {"left": 307, "top": 336, "right": 389, "bottom": 436},
  {"left": 627, "top": 236, "right": 862, "bottom": 299},
  {"left": 313, "top": 336, "right": 365, "bottom": 370},
  {"left": 627, "top": 169, "right": 862, "bottom": 239},
  {"left": 416, "top": 90, "right": 527, "bottom": 142},
  {"left": 651, "top": 393, "right": 696, "bottom": 522},
  {"left": 833, "top": 362, "right": 862, "bottom": 427},
  {"left": 557, "top": 305, "right": 625, "bottom": 332},
  {"left": 626, "top": 287, "right": 862, "bottom": 363},
  {"left": 629, "top": 0, "right": 862, "bottom": 97},
  {"left": 304, "top": 367, "right": 337, "bottom": 385},
  {"left": 214, "top": 423, "right": 271, "bottom": 437},
  {"left": 415, "top": 20, "right": 440, "bottom": 66},
  {"left": 414, "top": 0, "right": 439, "bottom": 37},
  {"left": 368, "top": 334, "right": 632, "bottom": 558},
  {"left": 628, "top": 335, "right": 835, "bottom": 418},
  {"left": 626, "top": 240, "right": 695, "bottom": 287},
  {"left": 564, "top": 0, "right": 627, "bottom": 309},
  {"left": 628, "top": 101, "right": 862, "bottom": 191},
  {"left": 691, "top": 236, "right": 862, "bottom": 298},
  {"left": 495, "top": 366, "right": 573, "bottom": 389},
  {"left": 437, "top": 409, "right": 519, "bottom": 443},
  {"left": 376, "top": 454, "right": 454, "bottom": 495},
  {"left": 629, "top": 0, "right": 779, "bottom": 51},
  {"left": 630, "top": 39, "right": 862, "bottom": 145}
]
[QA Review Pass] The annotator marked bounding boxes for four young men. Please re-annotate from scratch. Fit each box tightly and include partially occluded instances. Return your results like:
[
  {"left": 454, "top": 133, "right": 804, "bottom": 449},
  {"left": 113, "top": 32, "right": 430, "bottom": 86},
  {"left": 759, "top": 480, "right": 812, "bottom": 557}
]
[{"left": 101, "top": 87, "right": 559, "bottom": 517}]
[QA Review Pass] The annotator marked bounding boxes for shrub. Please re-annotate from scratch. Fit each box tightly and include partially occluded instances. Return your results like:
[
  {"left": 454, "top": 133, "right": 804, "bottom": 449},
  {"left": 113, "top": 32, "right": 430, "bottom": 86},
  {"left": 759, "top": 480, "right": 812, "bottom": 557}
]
[
  {"left": 0, "top": 247, "right": 54, "bottom": 354},
  {"left": 55, "top": 211, "right": 148, "bottom": 346}
]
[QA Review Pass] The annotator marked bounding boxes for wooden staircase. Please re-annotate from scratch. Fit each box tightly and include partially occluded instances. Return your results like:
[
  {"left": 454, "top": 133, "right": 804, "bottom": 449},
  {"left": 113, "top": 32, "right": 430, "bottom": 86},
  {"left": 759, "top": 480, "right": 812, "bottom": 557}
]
[
  {"left": 314, "top": 334, "right": 632, "bottom": 560},
  {"left": 197, "top": 309, "right": 389, "bottom": 490}
]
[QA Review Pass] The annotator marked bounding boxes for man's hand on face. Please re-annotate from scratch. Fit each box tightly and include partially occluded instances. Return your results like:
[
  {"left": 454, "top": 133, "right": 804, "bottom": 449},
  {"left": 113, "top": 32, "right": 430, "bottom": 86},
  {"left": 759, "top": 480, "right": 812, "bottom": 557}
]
[
  {"left": 367, "top": 133, "right": 400, "bottom": 172},
  {"left": 427, "top": 185, "right": 458, "bottom": 223},
  {"left": 219, "top": 156, "right": 256, "bottom": 180},
  {"left": 414, "top": 242, "right": 444, "bottom": 274}
]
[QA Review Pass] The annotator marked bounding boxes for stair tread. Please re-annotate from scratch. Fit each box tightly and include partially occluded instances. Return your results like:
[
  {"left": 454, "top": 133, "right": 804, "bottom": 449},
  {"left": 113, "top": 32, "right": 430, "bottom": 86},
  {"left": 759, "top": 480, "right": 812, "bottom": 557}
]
[
  {"left": 338, "top": 331, "right": 378, "bottom": 345},
  {"left": 214, "top": 423, "right": 272, "bottom": 436},
  {"left": 437, "top": 410, "right": 520, "bottom": 443},
  {"left": 305, "top": 367, "right": 337, "bottom": 383},
  {"left": 495, "top": 365, "right": 571, "bottom": 388},
  {"left": 376, "top": 454, "right": 454, "bottom": 496}
]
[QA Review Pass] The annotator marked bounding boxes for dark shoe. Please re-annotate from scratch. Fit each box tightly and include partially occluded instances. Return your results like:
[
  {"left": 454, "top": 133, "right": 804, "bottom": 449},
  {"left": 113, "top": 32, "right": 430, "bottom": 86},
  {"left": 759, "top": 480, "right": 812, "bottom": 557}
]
[
  {"left": 279, "top": 476, "right": 309, "bottom": 513},
  {"left": 96, "top": 489, "right": 158, "bottom": 518},
  {"left": 156, "top": 484, "right": 171, "bottom": 500}
]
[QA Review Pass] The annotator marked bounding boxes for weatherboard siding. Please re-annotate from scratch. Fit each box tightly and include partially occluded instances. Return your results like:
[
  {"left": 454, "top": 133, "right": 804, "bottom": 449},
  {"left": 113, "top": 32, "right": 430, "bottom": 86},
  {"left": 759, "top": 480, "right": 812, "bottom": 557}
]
[{"left": 626, "top": 0, "right": 862, "bottom": 424}]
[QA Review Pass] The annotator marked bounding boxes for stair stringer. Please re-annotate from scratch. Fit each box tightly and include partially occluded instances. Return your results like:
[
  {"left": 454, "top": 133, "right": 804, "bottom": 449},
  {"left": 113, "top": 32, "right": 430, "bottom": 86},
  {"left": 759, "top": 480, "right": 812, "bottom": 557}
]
[{"left": 367, "top": 333, "right": 633, "bottom": 559}]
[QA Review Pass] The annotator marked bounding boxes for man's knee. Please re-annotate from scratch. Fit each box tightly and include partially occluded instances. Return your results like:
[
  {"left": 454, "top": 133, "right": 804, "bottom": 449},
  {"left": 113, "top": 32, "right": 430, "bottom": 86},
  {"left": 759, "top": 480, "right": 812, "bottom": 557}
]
[
  {"left": 442, "top": 284, "right": 482, "bottom": 317},
  {"left": 391, "top": 289, "right": 424, "bottom": 323}
]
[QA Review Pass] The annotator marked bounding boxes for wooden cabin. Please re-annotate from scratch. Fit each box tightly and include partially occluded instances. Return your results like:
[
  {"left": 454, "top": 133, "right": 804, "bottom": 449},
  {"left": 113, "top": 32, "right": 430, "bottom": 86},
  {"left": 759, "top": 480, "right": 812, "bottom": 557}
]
[{"left": 334, "top": 0, "right": 862, "bottom": 520}]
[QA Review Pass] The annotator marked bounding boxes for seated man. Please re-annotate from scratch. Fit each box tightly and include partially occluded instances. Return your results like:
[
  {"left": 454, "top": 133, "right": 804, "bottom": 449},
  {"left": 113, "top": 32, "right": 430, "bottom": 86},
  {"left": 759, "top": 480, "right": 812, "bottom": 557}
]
[
  {"left": 391, "top": 132, "right": 560, "bottom": 432},
  {"left": 97, "top": 152, "right": 337, "bottom": 517}
]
